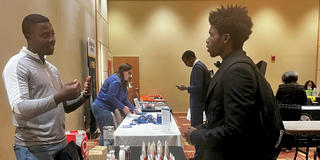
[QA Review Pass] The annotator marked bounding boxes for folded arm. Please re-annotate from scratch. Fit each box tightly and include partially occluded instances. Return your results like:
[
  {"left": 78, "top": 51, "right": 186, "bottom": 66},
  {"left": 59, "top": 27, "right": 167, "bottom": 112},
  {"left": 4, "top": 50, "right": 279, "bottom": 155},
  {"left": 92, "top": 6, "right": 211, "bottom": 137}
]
[{"left": 3, "top": 64, "right": 58, "bottom": 120}]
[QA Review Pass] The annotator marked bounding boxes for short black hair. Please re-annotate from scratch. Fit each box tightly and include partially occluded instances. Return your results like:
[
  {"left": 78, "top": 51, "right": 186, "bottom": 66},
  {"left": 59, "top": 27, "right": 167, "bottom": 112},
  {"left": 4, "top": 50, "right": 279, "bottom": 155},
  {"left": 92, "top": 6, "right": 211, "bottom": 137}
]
[
  {"left": 304, "top": 80, "right": 317, "bottom": 90},
  {"left": 209, "top": 5, "right": 253, "bottom": 49},
  {"left": 282, "top": 71, "right": 298, "bottom": 83},
  {"left": 182, "top": 50, "right": 196, "bottom": 60},
  {"left": 22, "top": 14, "right": 50, "bottom": 37}
]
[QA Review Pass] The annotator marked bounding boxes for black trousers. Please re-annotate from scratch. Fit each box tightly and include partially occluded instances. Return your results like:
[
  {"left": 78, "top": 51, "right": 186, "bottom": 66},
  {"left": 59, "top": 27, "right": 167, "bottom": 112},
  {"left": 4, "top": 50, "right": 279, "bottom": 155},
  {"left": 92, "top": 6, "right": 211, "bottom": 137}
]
[{"left": 190, "top": 107, "right": 204, "bottom": 127}]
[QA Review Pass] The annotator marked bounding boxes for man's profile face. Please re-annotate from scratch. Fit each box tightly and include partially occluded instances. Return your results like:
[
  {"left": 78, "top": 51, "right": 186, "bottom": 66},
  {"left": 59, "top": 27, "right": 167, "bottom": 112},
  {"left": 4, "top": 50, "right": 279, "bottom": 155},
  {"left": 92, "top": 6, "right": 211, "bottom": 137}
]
[
  {"left": 206, "top": 25, "right": 223, "bottom": 58},
  {"left": 28, "top": 22, "right": 55, "bottom": 55},
  {"left": 182, "top": 58, "right": 193, "bottom": 67}
]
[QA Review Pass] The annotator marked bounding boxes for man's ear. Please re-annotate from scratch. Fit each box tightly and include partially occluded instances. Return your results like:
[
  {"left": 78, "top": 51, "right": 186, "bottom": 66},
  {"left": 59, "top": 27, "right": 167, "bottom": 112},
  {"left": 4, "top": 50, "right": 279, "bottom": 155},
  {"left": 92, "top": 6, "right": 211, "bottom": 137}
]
[{"left": 223, "top": 33, "right": 231, "bottom": 44}]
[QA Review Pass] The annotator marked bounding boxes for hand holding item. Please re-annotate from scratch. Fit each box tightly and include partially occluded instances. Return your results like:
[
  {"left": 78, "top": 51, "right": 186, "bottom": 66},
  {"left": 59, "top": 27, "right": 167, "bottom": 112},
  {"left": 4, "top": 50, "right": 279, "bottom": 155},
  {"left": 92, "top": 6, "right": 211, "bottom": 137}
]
[
  {"left": 54, "top": 79, "right": 81, "bottom": 104},
  {"left": 133, "top": 109, "right": 140, "bottom": 115},
  {"left": 183, "top": 126, "right": 196, "bottom": 144},
  {"left": 176, "top": 85, "right": 188, "bottom": 91},
  {"left": 64, "top": 79, "right": 82, "bottom": 99},
  {"left": 83, "top": 76, "right": 92, "bottom": 98},
  {"left": 122, "top": 106, "right": 131, "bottom": 115}
]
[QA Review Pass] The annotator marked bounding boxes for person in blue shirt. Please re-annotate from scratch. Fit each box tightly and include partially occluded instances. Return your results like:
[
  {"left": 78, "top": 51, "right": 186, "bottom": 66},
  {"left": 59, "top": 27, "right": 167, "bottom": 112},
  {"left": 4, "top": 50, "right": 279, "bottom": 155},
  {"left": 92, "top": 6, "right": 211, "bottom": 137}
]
[{"left": 92, "top": 63, "right": 138, "bottom": 145}]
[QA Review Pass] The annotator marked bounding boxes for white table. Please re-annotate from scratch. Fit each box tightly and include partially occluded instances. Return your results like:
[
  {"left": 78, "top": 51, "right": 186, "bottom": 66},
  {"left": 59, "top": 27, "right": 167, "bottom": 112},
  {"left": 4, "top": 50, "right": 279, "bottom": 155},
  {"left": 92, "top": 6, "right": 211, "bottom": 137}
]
[
  {"left": 283, "top": 121, "right": 320, "bottom": 160},
  {"left": 283, "top": 121, "right": 320, "bottom": 135},
  {"left": 113, "top": 112, "right": 182, "bottom": 147},
  {"left": 302, "top": 106, "right": 320, "bottom": 111}
]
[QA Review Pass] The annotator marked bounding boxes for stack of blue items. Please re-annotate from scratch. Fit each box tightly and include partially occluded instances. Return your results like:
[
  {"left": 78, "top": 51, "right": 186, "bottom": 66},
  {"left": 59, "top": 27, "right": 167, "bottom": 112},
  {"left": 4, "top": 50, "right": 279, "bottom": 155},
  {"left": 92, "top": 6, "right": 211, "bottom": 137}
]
[{"left": 130, "top": 113, "right": 158, "bottom": 125}]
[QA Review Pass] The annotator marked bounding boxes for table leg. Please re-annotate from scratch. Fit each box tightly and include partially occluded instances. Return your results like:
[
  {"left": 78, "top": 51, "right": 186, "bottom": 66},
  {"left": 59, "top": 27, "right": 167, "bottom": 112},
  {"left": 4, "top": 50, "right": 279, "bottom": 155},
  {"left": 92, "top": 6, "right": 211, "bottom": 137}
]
[
  {"left": 294, "top": 147, "right": 298, "bottom": 160},
  {"left": 306, "top": 146, "right": 309, "bottom": 160}
]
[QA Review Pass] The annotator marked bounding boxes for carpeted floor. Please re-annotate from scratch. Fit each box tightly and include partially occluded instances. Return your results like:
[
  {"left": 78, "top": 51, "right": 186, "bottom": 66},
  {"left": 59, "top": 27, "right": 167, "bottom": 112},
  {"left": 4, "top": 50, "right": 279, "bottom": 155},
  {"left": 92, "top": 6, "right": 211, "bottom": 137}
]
[{"left": 172, "top": 113, "right": 318, "bottom": 160}]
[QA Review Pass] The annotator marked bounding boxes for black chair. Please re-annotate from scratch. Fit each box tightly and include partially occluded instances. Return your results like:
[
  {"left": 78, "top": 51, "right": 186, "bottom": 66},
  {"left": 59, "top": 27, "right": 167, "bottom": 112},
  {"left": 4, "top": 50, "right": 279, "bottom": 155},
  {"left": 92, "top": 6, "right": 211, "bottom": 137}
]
[
  {"left": 279, "top": 103, "right": 302, "bottom": 121},
  {"left": 278, "top": 104, "right": 301, "bottom": 154},
  {"left": 278, "top": 104, "right": 318, "bottom": 160}
]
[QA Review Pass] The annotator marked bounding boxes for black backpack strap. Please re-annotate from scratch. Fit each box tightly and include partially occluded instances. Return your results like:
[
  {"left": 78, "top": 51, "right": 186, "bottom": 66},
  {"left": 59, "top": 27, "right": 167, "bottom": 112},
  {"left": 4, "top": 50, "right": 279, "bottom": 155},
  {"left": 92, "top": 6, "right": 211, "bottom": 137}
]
[{"left": 224, "top": 56, "right": 284, "bottom": 159}]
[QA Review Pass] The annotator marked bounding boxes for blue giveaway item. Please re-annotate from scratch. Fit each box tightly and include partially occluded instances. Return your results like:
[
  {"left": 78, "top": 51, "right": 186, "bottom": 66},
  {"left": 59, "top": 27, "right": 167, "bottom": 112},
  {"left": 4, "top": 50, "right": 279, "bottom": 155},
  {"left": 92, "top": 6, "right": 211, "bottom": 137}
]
[
  {"left": 131, "top": 113, "right": 157, "bottom": 125},
  {"left": 122, "top": 125, "right": 132, "bottom": 128}
]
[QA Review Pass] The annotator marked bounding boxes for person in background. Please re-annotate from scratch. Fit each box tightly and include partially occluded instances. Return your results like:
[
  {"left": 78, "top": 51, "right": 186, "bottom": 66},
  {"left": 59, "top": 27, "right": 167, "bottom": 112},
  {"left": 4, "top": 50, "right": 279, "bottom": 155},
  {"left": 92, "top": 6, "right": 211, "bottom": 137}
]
[
  {"left": 276, "top": 71, "right": 307, "bottom": 151},
  {"left": 2, "top": 14, "right": 91, "bottom": 160},
  {"left": 304, "top": 80, "right": 317, "bottom": 90},
  {"left": 176, "top": 50, "right": 210, "bottom": 160},
  {"left": 276, "top": 71, "right": 307, "bottom": 105},
  {"left": 176, "top": 50, "right": 210, "bottom": 127},
  {"left": 91, "top": 63, "right": 138, "bottom": 145}
]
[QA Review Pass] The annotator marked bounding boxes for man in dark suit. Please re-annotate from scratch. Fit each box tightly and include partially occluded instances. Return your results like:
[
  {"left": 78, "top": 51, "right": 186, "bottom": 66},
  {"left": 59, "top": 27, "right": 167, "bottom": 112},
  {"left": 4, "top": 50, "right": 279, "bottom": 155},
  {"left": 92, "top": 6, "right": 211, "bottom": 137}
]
[
  {"left": 177, "top": 50, "right": 210, "bottom": 127},
  {"left": 177, "top": 50, "right": 210, "bottom": 160},
  {"left": 183, "top": 5, "right": 283, "bottom": 160}
]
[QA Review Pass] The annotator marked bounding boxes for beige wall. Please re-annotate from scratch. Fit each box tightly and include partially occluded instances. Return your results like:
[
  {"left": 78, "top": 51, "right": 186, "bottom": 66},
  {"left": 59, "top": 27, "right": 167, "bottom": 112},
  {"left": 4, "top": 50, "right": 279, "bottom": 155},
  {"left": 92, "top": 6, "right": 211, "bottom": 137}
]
[
  {"left": 96, "top": 0, "right": 111, "bottom": 87},
  {"left": 0, "top": 0, "right": 95, "bottom": 159},
  {"left": 109, "top": 0, "right": 319, "bottom": 113}
]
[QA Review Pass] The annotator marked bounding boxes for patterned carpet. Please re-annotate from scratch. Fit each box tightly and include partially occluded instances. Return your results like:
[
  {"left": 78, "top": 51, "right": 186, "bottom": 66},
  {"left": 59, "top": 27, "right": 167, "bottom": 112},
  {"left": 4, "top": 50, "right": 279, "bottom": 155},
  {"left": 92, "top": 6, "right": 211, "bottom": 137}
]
[
  {"left": 172, "top": 113, "right": 196, "bottom": 159},
  {"left": 172, "top": 113, "right": 319, "bottom": 160}
]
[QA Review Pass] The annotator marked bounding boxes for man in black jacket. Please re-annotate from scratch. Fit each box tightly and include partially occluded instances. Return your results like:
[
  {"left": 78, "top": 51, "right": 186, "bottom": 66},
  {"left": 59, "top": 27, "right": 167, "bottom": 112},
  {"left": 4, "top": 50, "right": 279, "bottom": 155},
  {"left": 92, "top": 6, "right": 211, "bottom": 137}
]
[{"left": 183, "top": 5, "right": 283, "bottom": 160}]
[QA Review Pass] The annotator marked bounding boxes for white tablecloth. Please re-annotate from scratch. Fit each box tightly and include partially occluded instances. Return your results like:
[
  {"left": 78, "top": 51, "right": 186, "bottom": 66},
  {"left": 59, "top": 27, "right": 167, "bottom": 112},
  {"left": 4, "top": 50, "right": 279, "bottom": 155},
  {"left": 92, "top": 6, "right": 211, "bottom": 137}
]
[
  {"left": 283, "top": 121, "right": 320, "bottom": 135},
  {"left": 302, "top": 106, "right": 320, "bottom": 110},
  {"left": 114, "top": 112, "right": 182, "bottom": 147}
]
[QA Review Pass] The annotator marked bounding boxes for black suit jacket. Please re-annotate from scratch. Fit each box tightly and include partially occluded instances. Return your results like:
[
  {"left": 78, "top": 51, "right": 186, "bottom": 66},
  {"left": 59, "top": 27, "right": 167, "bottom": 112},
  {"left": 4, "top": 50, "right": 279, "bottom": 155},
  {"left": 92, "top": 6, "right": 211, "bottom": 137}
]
[
  {"left": 188, "top": 60, "right": 210, "bottom": 109},
  {"left": 188, "top": 60, "right": 210, "bottom": 127},
  {"left": 190, "top": 50, "right": 274, "bottom": 160}
]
